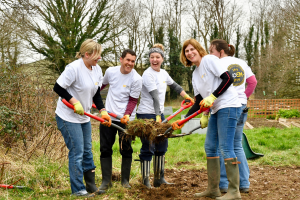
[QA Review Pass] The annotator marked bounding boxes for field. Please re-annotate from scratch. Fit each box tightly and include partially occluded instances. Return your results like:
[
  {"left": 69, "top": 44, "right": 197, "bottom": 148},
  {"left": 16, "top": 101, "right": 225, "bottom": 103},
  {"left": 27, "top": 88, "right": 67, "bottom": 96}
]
[{"left": 0, "top": 108, "right": 300, "bottom": 199}]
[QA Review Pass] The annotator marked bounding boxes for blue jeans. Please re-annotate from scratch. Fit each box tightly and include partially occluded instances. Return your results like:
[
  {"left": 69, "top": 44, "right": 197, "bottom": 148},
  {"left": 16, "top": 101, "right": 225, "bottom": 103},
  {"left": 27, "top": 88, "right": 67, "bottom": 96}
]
[
  {"left": 56, "top": 115, "right": 96, "bottom": 194},
  {"left": 204, "top": 107, "right": 242, "bottom": 158},
  {"left": 219, "top": 104, "right": 250, "bottom": 189},
  {"left": 137, "top": 113, "right": 167, "bottom": 161}
]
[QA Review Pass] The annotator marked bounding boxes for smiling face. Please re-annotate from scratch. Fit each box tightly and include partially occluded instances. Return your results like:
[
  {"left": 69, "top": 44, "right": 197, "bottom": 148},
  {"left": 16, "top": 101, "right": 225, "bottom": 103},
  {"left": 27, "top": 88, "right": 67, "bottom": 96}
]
[
  {"left": 184, "top": 44, "right": 202, "bottom": 67},
  {"left": 120, "top": 53, "right": 136, "bottom": 74},
  {"left": 209, "top": 45, "right": 221, "bottom": 58},
  {"left": 149, "top": 52, "right": 163, "bottom": 72}
]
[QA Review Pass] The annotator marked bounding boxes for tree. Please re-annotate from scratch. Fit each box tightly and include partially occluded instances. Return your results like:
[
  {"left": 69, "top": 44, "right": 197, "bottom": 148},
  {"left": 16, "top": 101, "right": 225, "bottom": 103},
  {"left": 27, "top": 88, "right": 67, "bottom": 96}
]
[
  {"left": 235, "top": 26, "right": 241, "bottom": 58},
  {"left": 244, "top": 25, "right": 255, "bottom": 67},
  {"left": 13, "top": 0, "right": 123, "bottom": 73}
]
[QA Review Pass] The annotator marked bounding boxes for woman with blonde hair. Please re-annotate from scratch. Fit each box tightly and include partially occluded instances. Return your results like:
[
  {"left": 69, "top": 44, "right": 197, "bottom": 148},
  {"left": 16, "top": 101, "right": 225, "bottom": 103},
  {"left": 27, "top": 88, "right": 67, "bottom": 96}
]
[
  {"left": 179, "top": 38, "right": 242, "bottom": 199},
  {"left": 53, "top": 39, "right": 111, "bottom": 197},
  {"left": 136, "top": 43, "right": 194, "bottom": 188}
]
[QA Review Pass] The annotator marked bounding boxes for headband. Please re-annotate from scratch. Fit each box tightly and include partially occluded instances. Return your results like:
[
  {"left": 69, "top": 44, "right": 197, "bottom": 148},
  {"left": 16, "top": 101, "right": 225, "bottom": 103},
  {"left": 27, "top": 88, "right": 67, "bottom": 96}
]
[{"left": 148, "top": 48, "right": 164, "bottom": 58}]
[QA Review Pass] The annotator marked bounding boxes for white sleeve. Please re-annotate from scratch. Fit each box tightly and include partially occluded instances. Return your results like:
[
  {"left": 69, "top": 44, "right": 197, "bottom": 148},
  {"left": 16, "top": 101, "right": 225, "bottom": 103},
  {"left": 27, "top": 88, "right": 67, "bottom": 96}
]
[
  {"left": 245, "top": 65, "right": 254, "bottom": 79},
  {"left": 143, "top": 72, "right": 157, "bottom": 92},
  {"left": 192, "top": 78, "right": 200, "bottom": 96},
  {"left": 166, "top": 71, "right": 175, "bottom": 85},
  {"left": 102, "top": 69, "right": 109, "bottom": 85},
  {"left": 130, "top": 78, "right": 143, "bottom": 98},
  {"left": 56, "top": 66, "right": 76, "bottom": 89},
  {"left": 207, "top": 56, "right": 227, "bottom": 77}
]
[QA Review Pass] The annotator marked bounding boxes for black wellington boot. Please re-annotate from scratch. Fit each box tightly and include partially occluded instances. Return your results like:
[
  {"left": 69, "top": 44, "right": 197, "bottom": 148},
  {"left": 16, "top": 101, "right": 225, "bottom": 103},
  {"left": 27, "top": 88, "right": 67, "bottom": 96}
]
[
  {"left": 98, "top": 157, "right": 113, "bottom": 190},
  {"left": 83, "top": 169, "right": 105, "bottom": 195},
  {"left": 121, "top": 157, "right": 132, "bottom": 188},
  {"left": 153, "top": 155, "right": 174, "bottom": 187}
]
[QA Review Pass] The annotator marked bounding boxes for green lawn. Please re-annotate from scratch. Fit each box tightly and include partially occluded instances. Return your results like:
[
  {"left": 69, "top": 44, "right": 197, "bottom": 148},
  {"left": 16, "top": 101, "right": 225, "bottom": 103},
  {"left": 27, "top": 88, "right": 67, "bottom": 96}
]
[{"left": 1, "top": 116, "right": 300, "bottom": 199}]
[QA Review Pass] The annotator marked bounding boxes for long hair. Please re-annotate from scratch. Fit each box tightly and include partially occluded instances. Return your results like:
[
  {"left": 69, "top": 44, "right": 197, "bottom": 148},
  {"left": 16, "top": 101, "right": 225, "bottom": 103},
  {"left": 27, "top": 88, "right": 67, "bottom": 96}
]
[
  {"left": 211, "top": 39, "right": 235, "bottom": 56},
  {"left": 180, "top": 38, "right": 207, "bottom": 67}
]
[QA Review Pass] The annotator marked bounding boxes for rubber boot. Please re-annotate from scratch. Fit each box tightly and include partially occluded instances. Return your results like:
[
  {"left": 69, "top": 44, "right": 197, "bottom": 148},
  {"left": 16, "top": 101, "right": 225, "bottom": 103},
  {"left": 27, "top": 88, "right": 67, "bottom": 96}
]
[
  {"left": 140, "top": 160, "right": 151, "bottom": 188},
  {"left": 98, "top": 157, "right": 113, "bottom": 190},
  {"left": 121, "top": 157, "right": 132, "bottom": 188},
  {"left": 83, "top": 169, "right": 105, "bottom": 195},
  {"left": 194, "top": 157, "right": 222, "bottom": 198},
  {"left": 216, "top": 158, "right": 242, "bottom": 200},
  {"left": 153, "top": 155, "right": 174, "bottom": 187}
]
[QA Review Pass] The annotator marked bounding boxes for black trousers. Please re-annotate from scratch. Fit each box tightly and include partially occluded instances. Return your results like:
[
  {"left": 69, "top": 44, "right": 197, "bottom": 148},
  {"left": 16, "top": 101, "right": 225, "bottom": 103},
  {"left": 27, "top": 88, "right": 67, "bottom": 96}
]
[{"left": 99, "top": 121, "right": 133, "bottom": 158}]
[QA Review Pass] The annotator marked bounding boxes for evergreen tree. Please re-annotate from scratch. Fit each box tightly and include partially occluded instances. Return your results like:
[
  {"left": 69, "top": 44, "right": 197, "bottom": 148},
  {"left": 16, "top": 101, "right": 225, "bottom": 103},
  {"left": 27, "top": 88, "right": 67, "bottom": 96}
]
[
  {"left": 244, "top": 25, "right": 255, "bottom": 67},
  {"left": 210, "top": 23, "right": 219, "bottom": 42},
  {"left": 168, "top": 28, "right": 184, "bottom": 99},
  {"left": 235, "top": 26, "right": 241, "bottom": 58}
]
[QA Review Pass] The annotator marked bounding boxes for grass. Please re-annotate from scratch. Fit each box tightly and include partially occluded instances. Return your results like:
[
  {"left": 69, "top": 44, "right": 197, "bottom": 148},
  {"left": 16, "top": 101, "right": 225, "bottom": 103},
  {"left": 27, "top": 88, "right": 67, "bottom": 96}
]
[{"left": 1, "top": 119, "right": 300, "bottom": 199}]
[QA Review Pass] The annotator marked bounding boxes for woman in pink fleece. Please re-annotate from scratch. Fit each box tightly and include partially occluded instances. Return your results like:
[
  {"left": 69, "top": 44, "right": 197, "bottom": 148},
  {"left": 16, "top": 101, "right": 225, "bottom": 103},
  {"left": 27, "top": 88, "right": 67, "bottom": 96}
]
[{"left": 209, "top": 39, "right": 257, "bottom": 198}]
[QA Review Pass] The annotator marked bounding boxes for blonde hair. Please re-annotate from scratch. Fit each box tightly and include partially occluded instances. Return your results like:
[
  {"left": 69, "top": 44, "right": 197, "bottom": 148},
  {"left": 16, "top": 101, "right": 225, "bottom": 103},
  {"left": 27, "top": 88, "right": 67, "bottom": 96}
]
[
  {"left": 76, "top": 39, "right": 102, "bottom": 60},
  {"left": 180, "top": 38, "right": 207, "bottom": 67},
  {"left": 152, "top": 43, "right": 164, "bottom": 51}
]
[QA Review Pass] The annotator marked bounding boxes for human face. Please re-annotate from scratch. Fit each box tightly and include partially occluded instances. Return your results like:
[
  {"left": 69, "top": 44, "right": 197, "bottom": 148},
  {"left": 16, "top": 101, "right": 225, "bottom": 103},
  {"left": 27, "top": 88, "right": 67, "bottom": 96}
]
[
  {"left": 83, "top": 52, "right": 101, "bottom": 69},
  {"left": 120, "top": 53, "right": 136, "bottom": 74},
  {"left": 209, "top": 45, "right": 221, "bottom": 58},
  {"left": 184, "top": 44, "right": 201, "bottom": 66},
  {"left": 150, "top": 52, "right": 163, "bottom": 72}
]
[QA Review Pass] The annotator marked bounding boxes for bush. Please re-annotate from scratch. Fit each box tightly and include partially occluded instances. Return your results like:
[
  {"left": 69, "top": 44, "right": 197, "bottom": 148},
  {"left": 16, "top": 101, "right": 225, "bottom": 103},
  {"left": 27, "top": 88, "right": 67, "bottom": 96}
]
[{"left": 277, "top": 109, "right": 300, "bottom": 119}]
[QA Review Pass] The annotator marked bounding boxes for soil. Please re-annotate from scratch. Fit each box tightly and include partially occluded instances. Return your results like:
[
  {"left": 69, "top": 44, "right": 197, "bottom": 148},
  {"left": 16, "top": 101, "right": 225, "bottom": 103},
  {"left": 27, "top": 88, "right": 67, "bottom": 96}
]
[
  {"left": 246, "top": 118, "right": 287, "bottom": 129},
  {"left": 126, "top": 165, "right": 300, "bottom": 200}
]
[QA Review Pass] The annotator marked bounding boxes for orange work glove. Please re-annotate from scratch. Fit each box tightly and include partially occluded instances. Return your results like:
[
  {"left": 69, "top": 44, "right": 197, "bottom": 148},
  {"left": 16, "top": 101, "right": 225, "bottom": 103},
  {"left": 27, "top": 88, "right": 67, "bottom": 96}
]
[
  {"left": 120, "top": 114, "right": 130, "bottom": 125},
  {"left": 100, "top": 110, "right": 111, "bottom": 127},
  {"left": 183, "top": 94, "right": 195, "bottom": 105},
  {"left": 171, "top": 120, "right": 184, "bottom": 130}
]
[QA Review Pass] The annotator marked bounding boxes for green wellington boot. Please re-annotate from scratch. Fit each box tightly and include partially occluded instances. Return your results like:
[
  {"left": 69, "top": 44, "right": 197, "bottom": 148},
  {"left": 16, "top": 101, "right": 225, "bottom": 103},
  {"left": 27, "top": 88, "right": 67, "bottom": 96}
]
[
  {"left": 121, "top": 157, "right": 132, "bottom": 188},
  {"left": 98, "top": 157, "right": 113, "bottom": 190},
  {"left": 153, "top": 155, "right": 174, "bottom": 187},
  {"left": 195, "top": 157, "right": 222, "bottom": 198},
  {"left": 216, "top": 158, "right": 241, "bottom": 200}
]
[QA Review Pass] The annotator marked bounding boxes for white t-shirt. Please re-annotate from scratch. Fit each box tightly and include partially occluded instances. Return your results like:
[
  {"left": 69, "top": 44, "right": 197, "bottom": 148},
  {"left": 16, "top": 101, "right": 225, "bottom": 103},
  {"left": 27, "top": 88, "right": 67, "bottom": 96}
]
[
  {"left": 192, "top": 55, "right": 241, "bottom": 114},
  {"left": 103, "top": 66, "right": 142, "bottom": 121},
  {"left": 137, "top": 67, "right": 174, "bottom": 115},
  {"left": 220, "top": 56, "right": 254, "bottom": 104},
  {"left": 55, "top": 58, "right": 103, "bottom": 123}
]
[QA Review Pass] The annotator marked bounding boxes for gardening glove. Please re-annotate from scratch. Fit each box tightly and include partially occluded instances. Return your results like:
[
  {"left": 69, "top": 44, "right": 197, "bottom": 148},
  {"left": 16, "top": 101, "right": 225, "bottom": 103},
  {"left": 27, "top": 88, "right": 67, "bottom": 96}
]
[
  {"left": 171, "top": 120, "right": 184, "bottom": 130},
  {"left": 73, "top": 101, "right": 84, "bottom": 115},
  {"left": 200, "top": 93, "right": 217, "bottom": 108},
  {"left": 183, "top": 94, "right": 195, "bottom": 105},
  {"left": 200, "top": 113, "right": 209, "bottom": 128},
  {"left": 156, "top": 115, "right": 162, "bottom": 123},
  {"left": 120, "top": 114, "right": 130, "bottom": 125},
  {"left": 100, "top": 110, "right": 111, "bottom": 127}
]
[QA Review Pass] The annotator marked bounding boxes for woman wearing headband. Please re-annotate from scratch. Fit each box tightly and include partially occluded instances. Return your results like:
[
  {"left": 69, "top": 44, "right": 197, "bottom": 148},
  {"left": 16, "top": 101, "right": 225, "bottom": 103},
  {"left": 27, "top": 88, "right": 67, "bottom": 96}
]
[{"left": 136, "top": 43, "right": 194, "bottom": 188}]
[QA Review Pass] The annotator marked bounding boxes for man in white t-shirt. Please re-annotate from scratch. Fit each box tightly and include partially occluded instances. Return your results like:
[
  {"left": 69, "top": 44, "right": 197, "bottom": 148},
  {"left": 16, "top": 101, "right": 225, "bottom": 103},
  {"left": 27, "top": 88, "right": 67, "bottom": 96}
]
[{"left": 98, "top": 49, "right": 142, "bottom": 191}]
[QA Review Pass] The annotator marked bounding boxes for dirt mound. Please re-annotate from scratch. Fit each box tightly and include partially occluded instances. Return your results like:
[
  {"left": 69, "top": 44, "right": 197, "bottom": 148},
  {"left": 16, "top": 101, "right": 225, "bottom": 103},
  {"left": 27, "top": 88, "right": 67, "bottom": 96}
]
[
  {"left": 126, "top": 166, "right": 300, "bottom": 199},
  {"left": 247, "top": 118, "right": 286, "bottom": 128}
]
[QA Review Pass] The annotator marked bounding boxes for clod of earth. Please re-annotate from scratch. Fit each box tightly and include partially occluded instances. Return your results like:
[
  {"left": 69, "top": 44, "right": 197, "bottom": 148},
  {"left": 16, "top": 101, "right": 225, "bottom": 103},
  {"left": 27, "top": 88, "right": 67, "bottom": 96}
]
[{"left": 125, "top": 119, "right": 173, "bottom": 143}]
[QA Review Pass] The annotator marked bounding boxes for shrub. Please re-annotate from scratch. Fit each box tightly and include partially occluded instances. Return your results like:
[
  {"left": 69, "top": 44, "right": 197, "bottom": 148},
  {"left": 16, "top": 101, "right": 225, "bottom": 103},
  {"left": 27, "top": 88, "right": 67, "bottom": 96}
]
[{"left": 277, "top": 109, "right": 300, "bottom": 119}]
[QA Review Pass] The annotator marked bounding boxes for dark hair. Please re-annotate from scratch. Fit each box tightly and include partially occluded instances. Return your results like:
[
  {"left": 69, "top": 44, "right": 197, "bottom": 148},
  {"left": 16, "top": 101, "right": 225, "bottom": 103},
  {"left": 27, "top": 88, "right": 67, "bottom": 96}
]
[
  {"left": 121, "top": 49, "right": 136, "bottom": 58},
  {"left": 211, "top": 39, "right": 235, "bottom": 56}
]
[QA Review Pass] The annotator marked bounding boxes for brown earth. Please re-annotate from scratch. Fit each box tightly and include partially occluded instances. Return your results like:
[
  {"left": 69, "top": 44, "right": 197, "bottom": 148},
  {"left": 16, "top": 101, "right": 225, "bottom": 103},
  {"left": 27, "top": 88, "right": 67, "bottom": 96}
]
[
  {"left": 246, "top": 118, "right": 286, "bottom": 129},
  {"left": 125, "top": 165, "right": 300, "bottom": 200}
]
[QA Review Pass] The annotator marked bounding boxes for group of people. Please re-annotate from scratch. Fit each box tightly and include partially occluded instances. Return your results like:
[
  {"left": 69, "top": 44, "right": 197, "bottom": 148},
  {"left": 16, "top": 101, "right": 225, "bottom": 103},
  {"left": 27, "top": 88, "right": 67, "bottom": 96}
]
[{"left": 53, "top": 38, "right": 257, "bottom": 199}]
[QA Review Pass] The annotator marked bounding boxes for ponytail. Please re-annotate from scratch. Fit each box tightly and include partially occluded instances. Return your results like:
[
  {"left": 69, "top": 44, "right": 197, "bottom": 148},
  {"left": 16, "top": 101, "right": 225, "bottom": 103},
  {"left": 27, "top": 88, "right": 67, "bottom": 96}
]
[{"left": 211, "top": 39, "right": 235, "bottom": 56}]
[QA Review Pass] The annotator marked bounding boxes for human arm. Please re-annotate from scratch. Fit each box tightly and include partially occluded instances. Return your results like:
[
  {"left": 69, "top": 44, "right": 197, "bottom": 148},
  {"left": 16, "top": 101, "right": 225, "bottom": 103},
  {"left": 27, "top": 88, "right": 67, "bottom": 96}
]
[
  {"left": 149, "top": 89, "right": 162, "bottom": 122},
  {"left": 169, "top": 82, "right": 194, "bottom": 105},
  {"left": 120, "top": 96, "right": 139, "bottom": 125},
  {"left": 245, "top": 75, "right": 257, "bottom": 98}
]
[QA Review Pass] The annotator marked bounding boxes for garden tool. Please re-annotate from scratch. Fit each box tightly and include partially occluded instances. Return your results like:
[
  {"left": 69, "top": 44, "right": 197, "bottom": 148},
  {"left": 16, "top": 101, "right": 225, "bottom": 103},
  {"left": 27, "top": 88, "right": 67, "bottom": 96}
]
[
  {"left": 158, "top": 105, "right": 210, "bottom": 137},
  {"left": 92, "top": 104, "right": 122, "bottom": 120},
  {"left": 62, "top": 99, "right": 130, "bottom": 135},
  {"left": 161, "top": 99, "right": 193, "bottom": 123},
  {"left": 0, "top": 184, "right": 27, "bottom": 189}
]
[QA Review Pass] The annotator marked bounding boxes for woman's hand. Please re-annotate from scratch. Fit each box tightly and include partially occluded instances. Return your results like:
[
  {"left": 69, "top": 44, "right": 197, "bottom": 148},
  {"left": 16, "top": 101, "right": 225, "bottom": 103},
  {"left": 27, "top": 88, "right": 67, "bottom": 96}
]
[
  {"left": 200, "top": 94, "right": 217, "bottom": 108},
  {"left": 73, "top": 101, "right": 84, "bottom": 115},
  {"left": 183, "top": 94, "right": 195, "bottom": 105}
]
